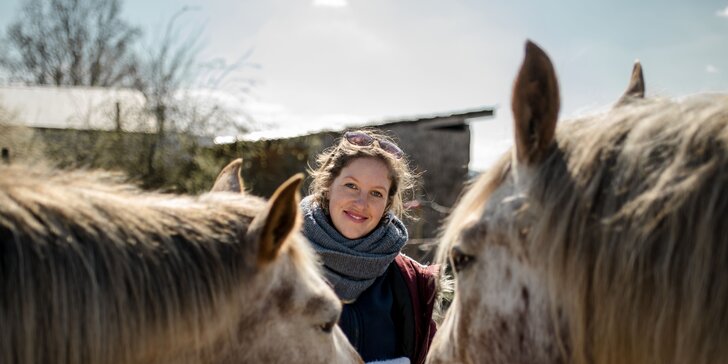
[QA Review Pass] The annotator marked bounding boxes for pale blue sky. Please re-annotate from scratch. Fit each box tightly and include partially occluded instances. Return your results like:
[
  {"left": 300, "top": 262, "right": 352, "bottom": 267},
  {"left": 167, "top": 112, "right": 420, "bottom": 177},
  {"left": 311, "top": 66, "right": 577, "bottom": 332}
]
[{"left": 2, "top": 0, "right": 727, "bottom": 170}]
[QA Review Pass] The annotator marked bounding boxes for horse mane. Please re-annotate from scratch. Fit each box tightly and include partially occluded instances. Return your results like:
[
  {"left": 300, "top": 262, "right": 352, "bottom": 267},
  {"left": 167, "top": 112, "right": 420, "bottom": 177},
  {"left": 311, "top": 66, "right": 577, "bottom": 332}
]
[
  {"left": 0, "top": 164, "right": 293, "bottom": 363},
  {"left": 536, "top": 94, "right": 728, "bottom": 364}
]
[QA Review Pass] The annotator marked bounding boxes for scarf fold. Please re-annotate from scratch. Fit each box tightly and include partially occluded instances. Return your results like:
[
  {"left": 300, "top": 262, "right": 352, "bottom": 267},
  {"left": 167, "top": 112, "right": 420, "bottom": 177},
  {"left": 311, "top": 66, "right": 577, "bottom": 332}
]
[{"left": 301, "top": 196, "right": 408, "bottom": 302}]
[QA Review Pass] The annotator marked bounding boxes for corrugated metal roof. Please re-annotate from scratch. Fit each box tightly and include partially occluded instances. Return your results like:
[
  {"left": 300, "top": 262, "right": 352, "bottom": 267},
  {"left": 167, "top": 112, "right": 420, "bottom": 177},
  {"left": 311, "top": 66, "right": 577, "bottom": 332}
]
[
  {"left": 0, "top": 86, "right": 154, "bottom": 132},
  {"left": 215, "top": 106, "right": 495, "bottom": 144},
  {"left": 0, "top": 85, "right": 495, "bottom": 142},
  {"left": 0, "top": 85, "right": 154, "bottom": 132},
  {"left": 375, "top": 107, "right": 494, "bottom": 128}
]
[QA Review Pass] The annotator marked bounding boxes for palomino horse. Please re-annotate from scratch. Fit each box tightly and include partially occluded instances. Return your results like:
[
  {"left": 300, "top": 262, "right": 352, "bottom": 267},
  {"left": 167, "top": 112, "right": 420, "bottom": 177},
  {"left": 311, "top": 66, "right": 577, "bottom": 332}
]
[
  {"left": 428, "top": 41, "right": 728, "bottom": 364},
  {"left": 0, "top": 159, "right": 362, "bottom": 364}
]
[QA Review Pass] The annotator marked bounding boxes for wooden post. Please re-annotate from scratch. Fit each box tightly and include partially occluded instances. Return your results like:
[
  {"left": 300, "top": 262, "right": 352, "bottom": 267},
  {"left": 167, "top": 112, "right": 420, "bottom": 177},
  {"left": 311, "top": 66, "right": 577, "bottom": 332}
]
[{"left": 115, "top": 102, "right": 122, "bottom": 132}]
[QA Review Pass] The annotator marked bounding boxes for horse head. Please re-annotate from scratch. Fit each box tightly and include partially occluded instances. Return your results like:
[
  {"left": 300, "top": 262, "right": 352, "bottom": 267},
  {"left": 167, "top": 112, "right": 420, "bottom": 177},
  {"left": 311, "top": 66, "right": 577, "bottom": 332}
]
[{"left": 428, "top": 41, "right": 728, "bottom": 364}]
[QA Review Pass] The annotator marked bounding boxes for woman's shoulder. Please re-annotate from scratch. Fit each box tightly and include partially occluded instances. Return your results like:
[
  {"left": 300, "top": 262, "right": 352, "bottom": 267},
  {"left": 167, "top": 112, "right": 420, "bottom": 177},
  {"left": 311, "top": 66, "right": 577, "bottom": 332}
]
[{"left": 394, "top": 254, "right": 439, "bottom": 281}]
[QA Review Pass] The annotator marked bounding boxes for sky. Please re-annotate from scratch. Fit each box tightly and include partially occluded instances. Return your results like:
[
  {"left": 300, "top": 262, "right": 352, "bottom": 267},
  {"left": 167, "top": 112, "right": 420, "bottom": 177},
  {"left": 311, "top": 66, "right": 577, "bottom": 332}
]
[{"left": 1, "top": 0, "right": 727, "bottom": 170}]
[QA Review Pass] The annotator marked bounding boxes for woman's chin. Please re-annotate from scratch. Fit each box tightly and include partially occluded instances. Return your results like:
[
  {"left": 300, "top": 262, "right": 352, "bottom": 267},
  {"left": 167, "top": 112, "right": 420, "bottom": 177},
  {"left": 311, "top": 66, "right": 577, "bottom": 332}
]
[
  {"left": 341, "top": 229, "right": 365, "bottom": 240},
  {"left": 333, "top": 214, "right": 373, "bottom": 239}
]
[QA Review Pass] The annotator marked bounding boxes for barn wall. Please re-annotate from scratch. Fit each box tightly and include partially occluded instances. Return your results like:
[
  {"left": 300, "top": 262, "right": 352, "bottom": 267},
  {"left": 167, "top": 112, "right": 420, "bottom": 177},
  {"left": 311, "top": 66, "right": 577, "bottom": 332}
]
[{"left": 383, "top": 123, "right": 471, "bottom": 262}]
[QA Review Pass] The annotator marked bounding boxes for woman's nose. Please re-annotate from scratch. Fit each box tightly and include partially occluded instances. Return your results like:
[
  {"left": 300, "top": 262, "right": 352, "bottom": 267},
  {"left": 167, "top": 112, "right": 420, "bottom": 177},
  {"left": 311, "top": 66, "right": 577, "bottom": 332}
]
[{"left": 353, "top": 192, "right": 366, "bottom": 206}]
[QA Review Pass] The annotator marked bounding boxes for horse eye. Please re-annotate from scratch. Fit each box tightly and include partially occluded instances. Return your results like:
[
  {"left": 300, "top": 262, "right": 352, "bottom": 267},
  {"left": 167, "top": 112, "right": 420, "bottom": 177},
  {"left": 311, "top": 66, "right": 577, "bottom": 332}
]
[
  {"left": 451, "top": 246, "right": 474, "bottom": 273},
  {"left": 319, "top": 320, "right": 336, "bottom": 334}
]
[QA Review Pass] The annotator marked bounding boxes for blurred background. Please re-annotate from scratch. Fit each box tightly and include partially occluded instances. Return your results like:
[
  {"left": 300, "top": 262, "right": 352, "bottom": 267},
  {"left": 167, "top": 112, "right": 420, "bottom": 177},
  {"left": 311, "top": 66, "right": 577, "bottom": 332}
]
[{"left": 1, "top": 0, "right": 726, "bottom": 258}]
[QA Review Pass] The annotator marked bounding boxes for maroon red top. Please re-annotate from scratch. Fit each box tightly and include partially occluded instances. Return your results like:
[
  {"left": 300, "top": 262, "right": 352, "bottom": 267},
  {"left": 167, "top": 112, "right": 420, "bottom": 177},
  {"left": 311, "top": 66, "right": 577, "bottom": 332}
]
[{"left": 394, "top": 254, "right": 439, "bottom": 364}]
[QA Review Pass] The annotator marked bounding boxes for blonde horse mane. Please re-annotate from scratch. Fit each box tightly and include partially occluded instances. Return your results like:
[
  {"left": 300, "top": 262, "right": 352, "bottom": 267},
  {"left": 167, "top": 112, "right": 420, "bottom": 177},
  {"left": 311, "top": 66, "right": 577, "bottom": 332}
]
[
  {"left": 0, "top": 164, "right": 312, "bottom": 363},
  {"left": 437, "top": 91, "right": 728, "bottom": 363},
  {"left": 541, "top": 95, "right": 728, "bottom": 364}
]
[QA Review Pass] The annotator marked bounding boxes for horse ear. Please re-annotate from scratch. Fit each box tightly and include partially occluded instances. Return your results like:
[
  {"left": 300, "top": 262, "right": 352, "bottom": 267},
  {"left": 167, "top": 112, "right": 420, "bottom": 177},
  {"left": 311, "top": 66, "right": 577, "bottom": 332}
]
[
  {"left": 616, "top": 60, "right": 645, "bottom": 106},
  {"left": 247, "top": 173, "right": 304, "bottom": 265},
  {"left": 211, "top": 159, "right": 245, "bottom": 193},
  {"left": 511, "top": 40, "right": 560, "bottom": 165}
]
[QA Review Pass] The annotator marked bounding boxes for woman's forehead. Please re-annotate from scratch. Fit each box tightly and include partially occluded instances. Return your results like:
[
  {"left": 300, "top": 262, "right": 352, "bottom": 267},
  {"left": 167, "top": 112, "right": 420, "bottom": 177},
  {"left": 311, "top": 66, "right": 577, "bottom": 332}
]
[{"left": 337, "top": 159, "right": 392, "bottom": 189}]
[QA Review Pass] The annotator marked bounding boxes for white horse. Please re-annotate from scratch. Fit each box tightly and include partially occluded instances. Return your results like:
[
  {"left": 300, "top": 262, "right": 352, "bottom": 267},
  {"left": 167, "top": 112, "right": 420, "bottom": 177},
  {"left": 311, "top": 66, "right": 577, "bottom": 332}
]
[{"left": 428, "top": 41, "right": 728, "bottom": 364}]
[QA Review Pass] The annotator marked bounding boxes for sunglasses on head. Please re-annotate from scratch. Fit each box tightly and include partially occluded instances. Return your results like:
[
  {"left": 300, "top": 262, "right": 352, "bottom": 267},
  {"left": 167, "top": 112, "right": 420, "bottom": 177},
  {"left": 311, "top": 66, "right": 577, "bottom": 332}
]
[{"left": 344, "top": 131, "right": 404, "bottom": 159}]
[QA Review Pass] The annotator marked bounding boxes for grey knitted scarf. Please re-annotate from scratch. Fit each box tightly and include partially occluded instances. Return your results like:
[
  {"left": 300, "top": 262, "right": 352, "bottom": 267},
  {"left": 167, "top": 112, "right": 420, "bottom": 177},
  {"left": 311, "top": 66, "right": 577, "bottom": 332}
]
[{"left": 300, "top": 196, "right": 408, "bottom": 302}]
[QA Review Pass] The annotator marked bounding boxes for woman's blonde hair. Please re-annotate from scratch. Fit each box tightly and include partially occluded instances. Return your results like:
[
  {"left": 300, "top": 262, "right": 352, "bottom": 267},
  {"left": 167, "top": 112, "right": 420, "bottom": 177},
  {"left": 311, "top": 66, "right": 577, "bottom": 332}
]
[{"left": 308, "top": 129, "right": 418, "bottom": 220}]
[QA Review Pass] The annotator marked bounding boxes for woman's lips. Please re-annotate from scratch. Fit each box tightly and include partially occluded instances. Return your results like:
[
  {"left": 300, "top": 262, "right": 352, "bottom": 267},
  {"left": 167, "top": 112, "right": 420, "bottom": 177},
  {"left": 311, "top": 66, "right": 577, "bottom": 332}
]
[{"left": 344, "top": 210, "right": 367, "bottom": 222}]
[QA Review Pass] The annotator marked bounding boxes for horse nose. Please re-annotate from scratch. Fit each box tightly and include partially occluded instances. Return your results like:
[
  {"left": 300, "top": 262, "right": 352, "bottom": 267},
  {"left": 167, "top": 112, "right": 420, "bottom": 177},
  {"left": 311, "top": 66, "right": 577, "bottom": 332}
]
[{"left": 333, "top": 326, "right": 363, "bottom": 363}]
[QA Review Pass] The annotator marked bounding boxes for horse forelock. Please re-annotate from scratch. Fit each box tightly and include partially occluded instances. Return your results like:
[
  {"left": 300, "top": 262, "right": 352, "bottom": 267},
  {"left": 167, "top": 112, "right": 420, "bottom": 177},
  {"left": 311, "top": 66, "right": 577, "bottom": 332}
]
[
  {"left": 0, "top": 165, "right": 314, "bottom": 363},
  {"left": 435, "top": 152, "right": 513, "bottom": 269},
  {"left": 527, "top": 94, "right": 728, "bottom": 364}
]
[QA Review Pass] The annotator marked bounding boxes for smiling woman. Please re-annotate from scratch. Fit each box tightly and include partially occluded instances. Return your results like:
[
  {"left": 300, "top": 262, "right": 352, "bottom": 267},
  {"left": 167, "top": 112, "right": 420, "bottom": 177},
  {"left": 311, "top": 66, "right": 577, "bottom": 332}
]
[
  {"left": 327, "top": 157, "right": 391, "bottom": 239},
  {"left": 301, "top": 129, "right": 439, "bottom": 364}
]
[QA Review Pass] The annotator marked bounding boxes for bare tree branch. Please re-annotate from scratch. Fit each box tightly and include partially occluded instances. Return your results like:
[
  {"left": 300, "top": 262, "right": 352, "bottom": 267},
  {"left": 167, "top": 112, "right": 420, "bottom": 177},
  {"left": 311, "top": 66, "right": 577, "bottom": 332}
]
[{"left": 1, "top": 0, "right": 141, "bottom": 87}]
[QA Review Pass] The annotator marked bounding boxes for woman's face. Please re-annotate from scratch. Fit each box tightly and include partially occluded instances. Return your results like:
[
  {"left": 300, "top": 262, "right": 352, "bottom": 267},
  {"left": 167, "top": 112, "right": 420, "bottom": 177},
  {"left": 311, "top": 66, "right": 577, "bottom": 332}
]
[{"left": 328, "top": 157, "right": 392, "bottom": 239}]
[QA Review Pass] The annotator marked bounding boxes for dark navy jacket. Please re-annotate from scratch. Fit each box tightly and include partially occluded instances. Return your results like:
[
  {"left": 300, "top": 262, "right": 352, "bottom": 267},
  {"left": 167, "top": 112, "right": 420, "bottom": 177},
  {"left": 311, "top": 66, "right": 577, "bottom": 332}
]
[{"left": 339, "top": 254, "right": 439, "bottom": 364}]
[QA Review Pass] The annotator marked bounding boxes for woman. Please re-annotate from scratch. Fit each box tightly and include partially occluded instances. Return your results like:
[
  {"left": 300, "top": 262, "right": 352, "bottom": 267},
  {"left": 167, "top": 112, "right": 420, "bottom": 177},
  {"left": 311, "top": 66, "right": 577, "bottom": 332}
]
[{"left": 301, "top": 129, "right": 439, "bottom": 364}]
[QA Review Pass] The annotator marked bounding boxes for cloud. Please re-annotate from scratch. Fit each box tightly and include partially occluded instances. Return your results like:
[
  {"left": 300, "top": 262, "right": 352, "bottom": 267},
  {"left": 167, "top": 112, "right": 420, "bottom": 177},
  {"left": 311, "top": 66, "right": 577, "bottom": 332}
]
[
  {"left": 313, "top": 0, "right": 348, "bottom": 8},
  {"left": 706, "top": 64, "right": 720, "bottom": 74},
  {"left": 717, "top": 6, "right": 728, "bottom": 18}
]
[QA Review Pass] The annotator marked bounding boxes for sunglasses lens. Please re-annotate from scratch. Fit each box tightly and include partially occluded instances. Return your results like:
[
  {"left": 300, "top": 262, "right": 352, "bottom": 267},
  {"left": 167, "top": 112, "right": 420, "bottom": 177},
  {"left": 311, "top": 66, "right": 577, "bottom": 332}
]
[
  {"left": 345, "top": 132, "right": 374, "bottom": 146},
  {"left": 380, "top": 141, "right": 404, "bottom": 159}
]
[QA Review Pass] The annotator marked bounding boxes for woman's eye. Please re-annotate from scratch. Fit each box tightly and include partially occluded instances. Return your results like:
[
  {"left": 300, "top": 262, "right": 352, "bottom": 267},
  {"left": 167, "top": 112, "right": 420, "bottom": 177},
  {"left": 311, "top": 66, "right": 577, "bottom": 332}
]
[
  {"left": 370, "top": 191, "right": 383, "bottom": 198},
  {"left": 344, "top": 183, "right": 357, "bottom": 190}
]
